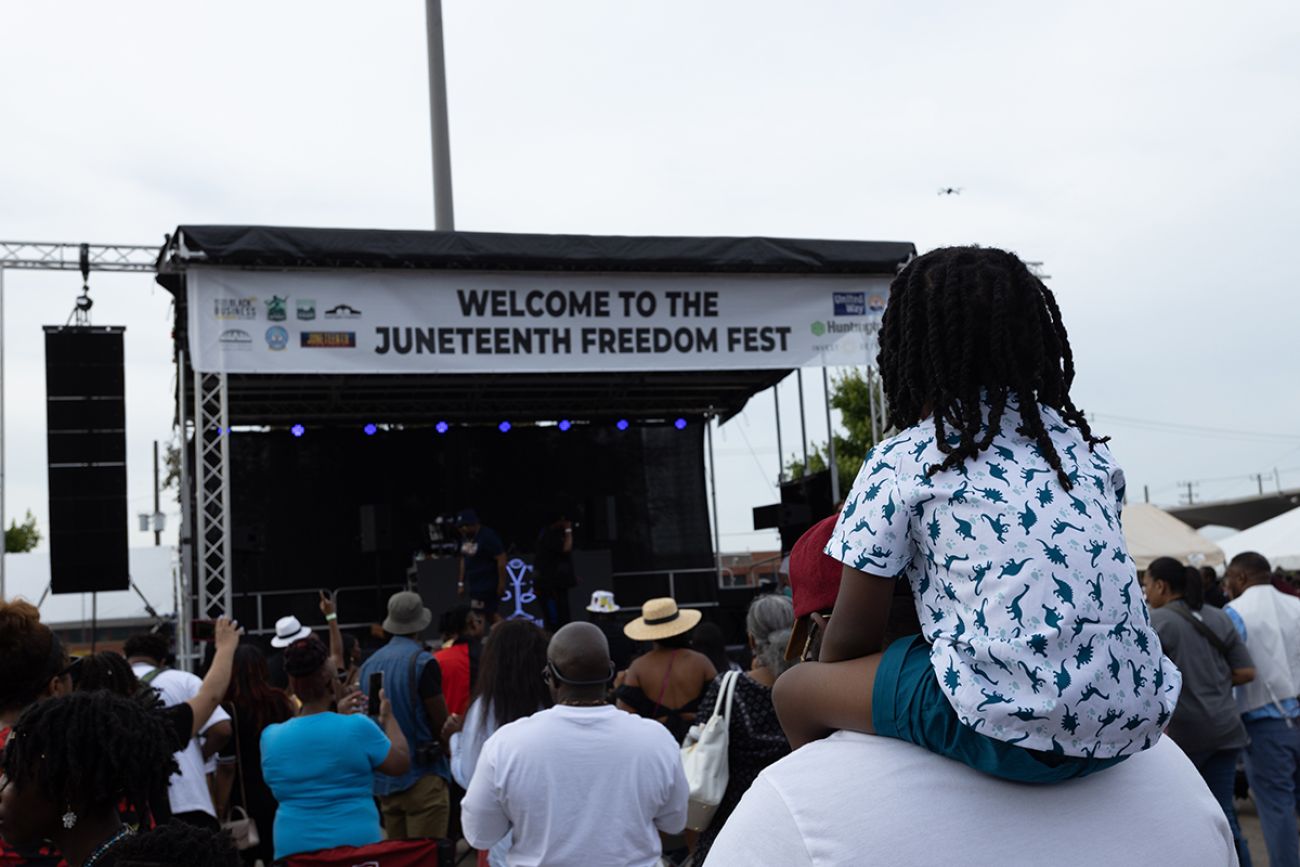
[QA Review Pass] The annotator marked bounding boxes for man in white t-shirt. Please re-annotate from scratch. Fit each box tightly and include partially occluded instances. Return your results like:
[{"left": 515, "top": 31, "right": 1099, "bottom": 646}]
[
  {"left": 462, "top": 622, "right": 688, "bottom": 867},
  {"left": 707, "top": 729, "right": 1236, "bottom": 866},
  {"left": 125, "top": 632, "right": 231, "bottom": 829}
]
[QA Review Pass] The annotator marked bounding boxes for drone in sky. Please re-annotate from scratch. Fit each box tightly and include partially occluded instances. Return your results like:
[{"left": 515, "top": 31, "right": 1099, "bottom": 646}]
[{"left": 937, "top": 187, "right": 964, "bottom": 196}]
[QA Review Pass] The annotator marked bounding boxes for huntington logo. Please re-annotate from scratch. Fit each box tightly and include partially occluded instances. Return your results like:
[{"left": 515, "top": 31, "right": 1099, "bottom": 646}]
[
  {"left": 266, "top": 296, "right": 288, "bottom": 322},
  {"left": 810, "top": 321, "right": 827, "bottom": 337}
]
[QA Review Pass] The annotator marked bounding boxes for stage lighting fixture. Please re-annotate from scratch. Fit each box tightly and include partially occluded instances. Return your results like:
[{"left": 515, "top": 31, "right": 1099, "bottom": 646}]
[
  {"left": 558, "top": 420, "right": 572, "bottom": 432},
  {"left": 616, "top": 419, "right": 630, "bottom": 431},
  {"left": 499, "top": 421, "right": 512, "bottom": 433},
  {"left": 364, "top": 423, "right": 378, "bottom": 436},
  {"left": 674, "top": 418, "right": 688, "bottom": 430},
  {"left": 291, "top": 424, "right": 305, "bottom": 438},
  {"left": 435, "top": 421, "right": 449, "bottom": 434}
]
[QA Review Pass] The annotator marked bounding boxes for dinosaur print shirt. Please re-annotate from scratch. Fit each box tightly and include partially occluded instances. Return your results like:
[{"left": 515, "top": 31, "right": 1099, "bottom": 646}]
[{"left": 827, "top": 401, "right": 1181, "bottom": 760}]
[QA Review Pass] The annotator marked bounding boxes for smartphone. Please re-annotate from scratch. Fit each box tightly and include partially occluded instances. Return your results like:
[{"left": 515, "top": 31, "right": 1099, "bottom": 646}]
[
  {"left": 367, "top": 671, "right": 383, "bottom": 718},
  {"left": 192, "top": 620, "right": 215, "bottom": 642}
]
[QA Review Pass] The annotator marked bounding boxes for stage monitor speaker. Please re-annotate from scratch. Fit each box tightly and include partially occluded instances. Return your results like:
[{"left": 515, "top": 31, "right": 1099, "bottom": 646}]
[{"left": 44, "top": 326, "right": 129, "bottom": 594}]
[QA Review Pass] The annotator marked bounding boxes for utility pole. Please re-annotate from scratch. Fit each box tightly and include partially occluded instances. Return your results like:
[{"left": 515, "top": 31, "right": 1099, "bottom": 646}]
[
  {"left": 425, "top": 0, "right": 455, "bottom": 230},
  {"left": 1252, "top": 473, "right": 1265, "bottom": 497},
  {"left": 1178, "top": 481, "right": 1198, "bottom": 506},
  {"left": 153, "top": 440, "right": 161, "bottom": 547}
]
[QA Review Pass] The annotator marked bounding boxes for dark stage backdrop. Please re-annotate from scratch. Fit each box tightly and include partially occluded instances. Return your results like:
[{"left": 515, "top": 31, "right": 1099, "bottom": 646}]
[{"left": 224, "top": 423, "right": 713, "bottom": 596}]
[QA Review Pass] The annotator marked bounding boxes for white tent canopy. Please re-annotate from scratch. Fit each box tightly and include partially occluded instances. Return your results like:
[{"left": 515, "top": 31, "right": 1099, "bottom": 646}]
[
  {"left": 1, "top": 547, "right": 177, "bottom": 628},
  {"left": 1122, "top": 503, "right": 1225, "bottom": 571},
  {"left": 1219, "top": 506, "right": 1300, "bottom": 571}
]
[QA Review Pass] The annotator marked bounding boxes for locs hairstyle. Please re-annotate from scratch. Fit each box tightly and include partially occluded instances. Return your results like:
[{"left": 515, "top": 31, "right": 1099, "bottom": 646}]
[
  {"left": 877, "top": 246, "right": 1107, "bottom": 489},
  {"left": 2, "top": 690, "right": 178, "bottom": 818}
]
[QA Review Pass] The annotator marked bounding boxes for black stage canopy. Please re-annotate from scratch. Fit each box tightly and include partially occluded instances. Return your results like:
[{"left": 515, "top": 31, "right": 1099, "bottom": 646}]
[{"left": 158, "top": 225, "right": 915, "bottom": 425}]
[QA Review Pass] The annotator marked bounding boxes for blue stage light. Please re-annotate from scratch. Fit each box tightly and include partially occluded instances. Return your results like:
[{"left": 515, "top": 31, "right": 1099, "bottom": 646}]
[
  {"left": 674, "top": 418, "right": 688, "bottom": 430},
  {"left": 364, "top": 423, "right": 378, "bottom": 436},
  {"left": 616, "top": 419, "right": 630, "bottom": 431},
  {"left": 291, "top": 424, "right": 305, "bottom": 438},
  {"left": 499, "top": 421, "right": 512, "bottom": 433},
  {"left": 435, "top": 421, "right": 449, "bottom": 434},
  {"left": 558, "top": 420, "right": 572, "bottom": 432}
]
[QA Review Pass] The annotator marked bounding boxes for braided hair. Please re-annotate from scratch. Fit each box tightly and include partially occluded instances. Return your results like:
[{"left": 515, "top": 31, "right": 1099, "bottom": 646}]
[
  {"left": 73, "top": 651, "right": 141, "bottom": 696},
  {"left": 877, "top": 246, "right": 1107, "bottom": 489},
  {"left": 2, "top": 690, "right": 178, "bottom": 816},
  {"left": 112, "top": 819, "right": 240, "bottom": 867}
]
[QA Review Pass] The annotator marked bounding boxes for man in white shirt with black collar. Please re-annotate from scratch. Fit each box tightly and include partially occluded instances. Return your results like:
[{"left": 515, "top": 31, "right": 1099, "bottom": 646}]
[
  {"left": 462, "top": 622, "right": 688, "bottom": 867},
  {"left": 125, "top": 631, "right": 231, "bottom": 830}
]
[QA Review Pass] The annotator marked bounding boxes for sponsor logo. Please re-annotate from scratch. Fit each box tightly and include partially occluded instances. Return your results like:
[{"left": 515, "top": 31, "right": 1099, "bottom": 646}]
[
  {"left": 300, "top": 331, "right": 357, "bottom": 348},
  {"left": 868, "top": 292, "right": 886, "bottom": 314},
  {"left": 296, "top": 298, "right": 317, "bottom": 321},
  {"left": 213, "top": 298, "right": 257, "bottom": 320},
  {"left": 815, "top": 319, "right": 879, "bottom": 336},
  {"left": 265, "top": 326, "right": 289, "bottom": 350},
  {"left": 324, "top": 303, "right": 362, "bottom": 320},
  {"left": 833, "top": 292, "right": 866, "bottom": 316},
  {"left": 218, "top": 329, "right": 253, "bottom": 350},
  {"left": 266, "top": 296, "right": 288, "bottom": 321}
]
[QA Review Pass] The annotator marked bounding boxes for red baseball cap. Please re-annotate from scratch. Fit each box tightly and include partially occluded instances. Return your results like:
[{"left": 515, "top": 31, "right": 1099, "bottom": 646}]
[{"left": 783, "top": 514, "right": 844, "bottom": 660}]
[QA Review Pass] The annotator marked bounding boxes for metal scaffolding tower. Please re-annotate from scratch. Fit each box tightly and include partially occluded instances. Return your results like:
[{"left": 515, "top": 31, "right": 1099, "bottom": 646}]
[{"left": 0, "top": 241, "right": 219, "bottom": 670}]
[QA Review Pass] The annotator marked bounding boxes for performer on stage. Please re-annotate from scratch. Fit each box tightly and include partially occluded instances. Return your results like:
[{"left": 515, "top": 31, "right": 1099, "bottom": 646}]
[
  {"left": 457, "top": 509, "right": 508, "bottom": 622},
  {"left": 534, "top": 510, "right": 578, "bottom": 631}
]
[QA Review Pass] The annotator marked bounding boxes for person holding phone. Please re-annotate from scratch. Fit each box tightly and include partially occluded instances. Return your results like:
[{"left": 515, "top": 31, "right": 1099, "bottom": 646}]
[{"left": 260, "top": 636, "right": 410, "bottom": 862}]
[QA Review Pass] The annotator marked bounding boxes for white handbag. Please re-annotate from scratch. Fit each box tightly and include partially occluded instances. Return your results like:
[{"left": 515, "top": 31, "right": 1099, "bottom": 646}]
[{"left": 680, "top": 669, "right": 740, "bottom": 832}]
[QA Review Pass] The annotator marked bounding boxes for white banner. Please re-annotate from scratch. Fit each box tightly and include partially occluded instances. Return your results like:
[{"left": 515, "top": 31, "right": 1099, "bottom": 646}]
[{"left": 188, "top": 267, "right": 889, "bottom": 374}]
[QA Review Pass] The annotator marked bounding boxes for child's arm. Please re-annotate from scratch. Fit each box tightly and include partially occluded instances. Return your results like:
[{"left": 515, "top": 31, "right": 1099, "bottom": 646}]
[
  {"left": 773, "top": 566, "right": 896, "bottom": 749},
  {"left": 819, "top": 565, "right": 896, "bottom": 662}
]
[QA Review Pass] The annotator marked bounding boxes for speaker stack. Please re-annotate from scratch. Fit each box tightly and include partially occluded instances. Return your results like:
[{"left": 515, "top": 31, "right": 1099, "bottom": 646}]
[{"left": 44, "top": 326, "right": 129, "bottom": 594}]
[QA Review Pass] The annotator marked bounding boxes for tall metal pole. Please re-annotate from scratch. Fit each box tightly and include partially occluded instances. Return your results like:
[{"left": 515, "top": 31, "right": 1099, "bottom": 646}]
[
  {"left": 153, "top": 440, "right": 161, "bottom": 547},
  {"left": 177, "top": 351, "right": 193, "bottom": 671},
  {"left": 0, "top": 268, "right": 5, "bottom": 600},
  {"left": 797, "top": 369, "right": 809, "bottom": 471},
  {"left": 425, "top": 0, "right": 456, "bottom": 230},
  {"left": 773, "top": 383, "right": 785, "bottom": 484},
  {"left": 823, "top": 366, "right": 840, "bottom": 503},
  {"left": 707, "top": 411, "right": 722, "bottom": 585}
]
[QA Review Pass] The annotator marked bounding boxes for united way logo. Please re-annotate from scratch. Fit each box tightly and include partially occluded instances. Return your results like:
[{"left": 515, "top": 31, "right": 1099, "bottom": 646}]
[
  {"left": 265, "top": 326, "right": 289, "bottom": 351},
  {"left": 266, "top": 296, "right": 288, "bottom": 322},
  {"left": 833, "top": 292, "right": 866, "bottom": 316}
]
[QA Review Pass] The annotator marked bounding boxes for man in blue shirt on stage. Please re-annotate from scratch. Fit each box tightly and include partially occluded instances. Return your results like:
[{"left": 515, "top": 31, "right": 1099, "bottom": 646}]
[{"left": 457, "top": 509, "right": 508, "bottom": 622}]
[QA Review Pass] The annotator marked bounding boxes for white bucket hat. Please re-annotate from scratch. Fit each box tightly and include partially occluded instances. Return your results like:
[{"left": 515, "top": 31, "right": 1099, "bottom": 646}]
[
  {"left": 270, "top": 615, "right": 313, "bottom": 648},
  {"left": 586, "top": 590, "right": 620, "bottom": 614}
]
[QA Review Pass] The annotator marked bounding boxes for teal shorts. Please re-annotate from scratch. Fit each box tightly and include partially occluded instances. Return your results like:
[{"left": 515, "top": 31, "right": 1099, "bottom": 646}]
[{"left": 872, "top": 635, "right": 1126, "bottom": 784}]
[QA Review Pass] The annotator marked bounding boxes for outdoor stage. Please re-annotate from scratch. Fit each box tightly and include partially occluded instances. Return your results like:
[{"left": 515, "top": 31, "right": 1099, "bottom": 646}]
[{"left": 157, "top": 226, "right": 913, "bottom": 653}]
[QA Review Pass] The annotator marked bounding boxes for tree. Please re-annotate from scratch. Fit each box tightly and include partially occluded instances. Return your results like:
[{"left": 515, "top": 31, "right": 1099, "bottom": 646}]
[
  {"left": 786, "top": 369, "right": 886, "bottom": 488},
  {"left": 4, "top": 510, "right": 42, "bottom": 553}
]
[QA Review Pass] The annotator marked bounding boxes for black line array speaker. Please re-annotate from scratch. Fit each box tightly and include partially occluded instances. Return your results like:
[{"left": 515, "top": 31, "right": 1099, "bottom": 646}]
[{"left": 44, "top": 326, "right": 129, "bottom": 594}]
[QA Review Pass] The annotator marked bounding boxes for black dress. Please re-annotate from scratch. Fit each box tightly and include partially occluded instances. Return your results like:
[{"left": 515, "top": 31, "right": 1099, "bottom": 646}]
[
  {"left": 218, "top": 700, "right": 291, "bottom": 865},
  {"left": 694, "top": 672, "right": 791, "bottom": 864}
]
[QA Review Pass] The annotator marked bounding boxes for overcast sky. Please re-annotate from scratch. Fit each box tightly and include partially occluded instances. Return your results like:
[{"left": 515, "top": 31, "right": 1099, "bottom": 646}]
[{"left": 2, "top": 1, "right": 1299, "bottom": 567}]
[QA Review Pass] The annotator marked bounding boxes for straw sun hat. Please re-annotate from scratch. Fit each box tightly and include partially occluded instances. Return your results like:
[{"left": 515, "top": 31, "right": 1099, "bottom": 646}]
[{"left": 623, "top": 597, "right": 702, "bottom": 642}]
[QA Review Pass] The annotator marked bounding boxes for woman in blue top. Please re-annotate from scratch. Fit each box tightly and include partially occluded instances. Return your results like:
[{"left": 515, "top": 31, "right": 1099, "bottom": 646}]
[{"left": 261, "top": 637, "right": 410, "bottom": 861}]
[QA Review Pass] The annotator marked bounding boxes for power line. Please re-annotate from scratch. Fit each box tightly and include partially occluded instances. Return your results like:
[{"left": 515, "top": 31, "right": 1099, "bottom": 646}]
[{"left": 1093, "top": 412, "right": 1300, "bottom": 444}]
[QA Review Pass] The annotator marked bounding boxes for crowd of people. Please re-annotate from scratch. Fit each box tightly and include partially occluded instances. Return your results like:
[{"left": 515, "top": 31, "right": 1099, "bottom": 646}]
[{"left": 3, "top": 247, "right": 1298, "bottom": 866}]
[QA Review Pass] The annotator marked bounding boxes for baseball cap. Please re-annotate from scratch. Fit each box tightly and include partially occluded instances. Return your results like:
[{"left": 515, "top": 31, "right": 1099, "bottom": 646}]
[{"left": 784, "top": 514, "right": 844, "bottom": 661}]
